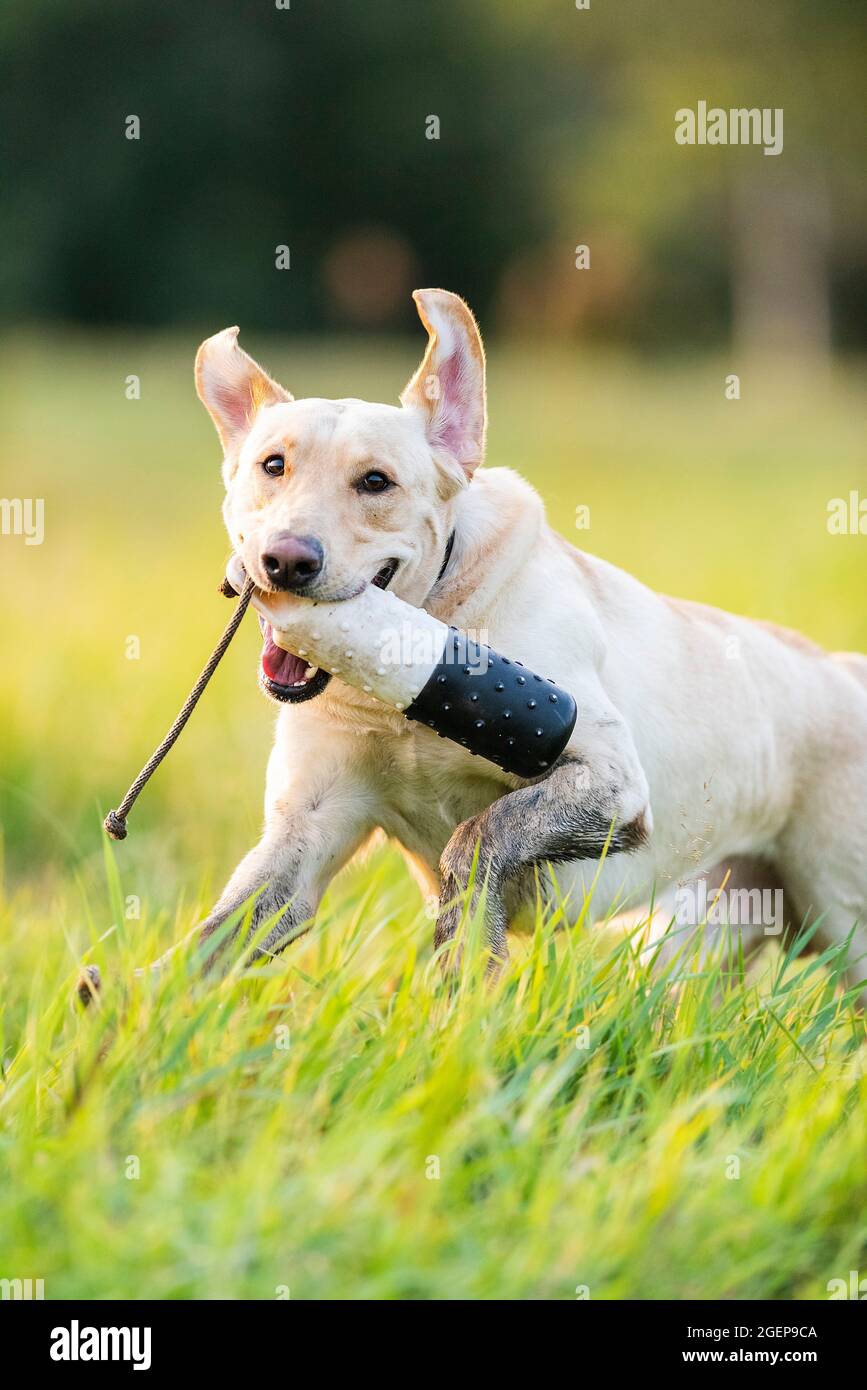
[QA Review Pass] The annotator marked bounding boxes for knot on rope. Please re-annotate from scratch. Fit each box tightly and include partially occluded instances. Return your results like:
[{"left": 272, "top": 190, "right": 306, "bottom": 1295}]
[{"left": 104, "top": 809, "right": 128, "bottom": 841}]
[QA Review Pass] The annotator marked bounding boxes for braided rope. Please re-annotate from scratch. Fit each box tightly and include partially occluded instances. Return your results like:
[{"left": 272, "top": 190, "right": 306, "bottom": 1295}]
[
  {"left": 103, "top": 577, "right": 255, "bottom": 840},
  {"left": 103, "top": 530, "right": 454, "bottom": 842}
]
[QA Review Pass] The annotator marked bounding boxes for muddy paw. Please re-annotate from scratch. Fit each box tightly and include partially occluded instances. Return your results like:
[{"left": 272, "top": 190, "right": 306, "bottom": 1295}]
[{"left": 76, "top": 964, "right": 102, "bottom": 1008}]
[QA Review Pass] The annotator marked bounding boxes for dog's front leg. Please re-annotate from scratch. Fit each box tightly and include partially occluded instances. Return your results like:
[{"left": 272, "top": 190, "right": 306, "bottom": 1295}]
[
  {"left": 197, "top": 834, "right": 310, "bottom": 970},
  {"left": 435, "top": 703, "right": 652, "bottom": 967},
  {"left": 199, "top": 730, "right": 374, "bottom": 973}
]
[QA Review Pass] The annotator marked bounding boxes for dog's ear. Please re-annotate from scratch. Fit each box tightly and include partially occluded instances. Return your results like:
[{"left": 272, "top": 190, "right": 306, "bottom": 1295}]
[
  {"left": 400, "top": 289, "right": 486, "bottom": 480},
  {"left": 195, "top": 328, "right": 292, "bottom": 454}
]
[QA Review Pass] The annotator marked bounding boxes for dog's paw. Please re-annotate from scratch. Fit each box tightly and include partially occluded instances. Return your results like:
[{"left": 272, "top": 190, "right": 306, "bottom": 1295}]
[{"left": 76, "top": 964, "right": 102, "bottom": 1008}]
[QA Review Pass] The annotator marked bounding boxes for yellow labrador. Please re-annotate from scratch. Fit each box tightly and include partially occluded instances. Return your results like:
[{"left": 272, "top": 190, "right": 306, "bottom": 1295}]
[{"left": 192, "top": 290, "right": 867, "bottom": 996}]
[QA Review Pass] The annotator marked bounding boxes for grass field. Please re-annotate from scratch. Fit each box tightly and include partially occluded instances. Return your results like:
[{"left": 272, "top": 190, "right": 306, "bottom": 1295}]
[{"left": 0, "top": 332, "right": 865, "bottom": 1299}]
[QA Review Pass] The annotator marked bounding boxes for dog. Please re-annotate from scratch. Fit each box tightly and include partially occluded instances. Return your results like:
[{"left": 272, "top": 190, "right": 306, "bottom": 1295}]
[{"left": 191, "top": 288, "right": 867, "bottom": 998}]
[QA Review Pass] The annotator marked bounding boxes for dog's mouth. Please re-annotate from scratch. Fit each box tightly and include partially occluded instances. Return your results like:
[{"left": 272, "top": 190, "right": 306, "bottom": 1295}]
[
  {"left": 259, "top": 623, "right": 333, "bottom": 703},
  {"left": 259, "top": 559, "right": 399, "bottom": 704}
]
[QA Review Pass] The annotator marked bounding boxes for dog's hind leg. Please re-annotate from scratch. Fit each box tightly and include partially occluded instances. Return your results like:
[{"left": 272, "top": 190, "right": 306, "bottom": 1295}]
[
  {"left": 773, "top": 821, "right": 867, "bottom": 1009},
  {"left": 640, "top": 855, "right": 786, "bottom": 980},
  {"left": 768, "top": 668, "right": 867, "bottom": 1007}
]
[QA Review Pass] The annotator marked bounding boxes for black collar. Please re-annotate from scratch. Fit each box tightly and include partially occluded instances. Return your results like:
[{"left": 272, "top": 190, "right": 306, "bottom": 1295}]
[{"left": 435, "top": 529, "right": 456, "bottom": 586}]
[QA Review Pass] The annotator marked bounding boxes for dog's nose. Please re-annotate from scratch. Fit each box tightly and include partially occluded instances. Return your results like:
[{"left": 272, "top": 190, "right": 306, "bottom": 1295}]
[{"left": 261, "top": 533, "right": 324, "bottom": 591}]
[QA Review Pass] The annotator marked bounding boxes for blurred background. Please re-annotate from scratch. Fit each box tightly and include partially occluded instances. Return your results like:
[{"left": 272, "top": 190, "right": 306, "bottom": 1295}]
[
  {"left": 0, "top": 0, "right": 864, "bottom": 909},
  {"left": 2, "top": 0, "right": 866, "bottom": 348}
]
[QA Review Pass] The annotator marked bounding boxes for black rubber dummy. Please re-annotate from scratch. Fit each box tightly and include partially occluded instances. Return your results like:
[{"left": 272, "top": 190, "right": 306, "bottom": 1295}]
[{"left": 406, "top": 628, "right": 577, "bottom": 778}]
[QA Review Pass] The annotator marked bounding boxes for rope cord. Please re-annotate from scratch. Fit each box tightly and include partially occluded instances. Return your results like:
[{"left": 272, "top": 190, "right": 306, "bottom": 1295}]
[
  {"left": 103, "top": 529, "right": 455, "bottom": 842},
  {"left": 103, "top": 577, "right": 255, "bottom": 840}
]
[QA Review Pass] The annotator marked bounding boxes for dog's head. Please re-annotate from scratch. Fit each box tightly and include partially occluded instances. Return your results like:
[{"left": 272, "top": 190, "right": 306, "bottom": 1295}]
[{"left": 196, "top": 289, "right": 486, "bottom": 704}]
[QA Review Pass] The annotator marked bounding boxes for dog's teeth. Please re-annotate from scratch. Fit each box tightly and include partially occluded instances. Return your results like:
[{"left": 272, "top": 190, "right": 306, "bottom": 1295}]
[{"left": 304, "top": 665, "right": 318, "bottom": 679}]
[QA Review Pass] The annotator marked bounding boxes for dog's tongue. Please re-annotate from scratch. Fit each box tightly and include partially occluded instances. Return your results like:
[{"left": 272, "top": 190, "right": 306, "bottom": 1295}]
[{"left": 260, "top": 624, "right": 309, "bottom": 687}]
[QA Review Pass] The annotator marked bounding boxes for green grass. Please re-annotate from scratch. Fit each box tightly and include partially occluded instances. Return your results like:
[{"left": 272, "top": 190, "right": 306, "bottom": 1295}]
[
  {"left": 1, "top": 867, "right": 866, "bottom": 1300},
  {"left": 0, "top": 331, "right": 865, "bottom": 1299}
]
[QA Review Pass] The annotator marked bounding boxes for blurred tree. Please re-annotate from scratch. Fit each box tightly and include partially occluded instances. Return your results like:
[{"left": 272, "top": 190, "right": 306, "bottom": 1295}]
[
  {"left": 0, "top": 0, "right": 863, "bottom": 349},
  {"left": 502, "top": 0, "right": 867, "bottom": 355},
  {"left": 0, "top": 0, "right": 576, "bottom": 332}
]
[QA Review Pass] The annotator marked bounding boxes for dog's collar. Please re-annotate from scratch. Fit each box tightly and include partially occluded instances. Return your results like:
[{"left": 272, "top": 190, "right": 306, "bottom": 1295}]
[{"left": 435, "top": 529, "right": 456, "bottom": 587}]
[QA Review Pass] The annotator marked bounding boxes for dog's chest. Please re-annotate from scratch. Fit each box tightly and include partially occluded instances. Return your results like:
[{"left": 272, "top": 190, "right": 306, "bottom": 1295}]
[{"left": 373, "top": 725, "right": 510, "bottom": 864}]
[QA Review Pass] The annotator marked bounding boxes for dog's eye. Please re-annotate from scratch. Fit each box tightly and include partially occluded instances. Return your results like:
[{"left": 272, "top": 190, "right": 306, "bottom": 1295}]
[
  {"left": 262, "top": 455, "right": 285, "bottom": 477},
  {"left": 358, "top": 470, "right": 393, "bottom": 494}
]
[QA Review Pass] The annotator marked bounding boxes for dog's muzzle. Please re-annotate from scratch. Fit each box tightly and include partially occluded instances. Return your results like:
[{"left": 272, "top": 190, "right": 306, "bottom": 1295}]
[{"left": 255, "top": 556, "right": 399, "bottom": 704}]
